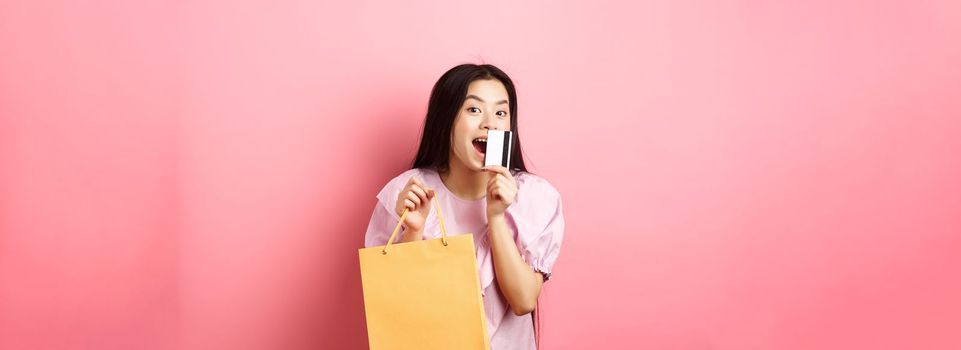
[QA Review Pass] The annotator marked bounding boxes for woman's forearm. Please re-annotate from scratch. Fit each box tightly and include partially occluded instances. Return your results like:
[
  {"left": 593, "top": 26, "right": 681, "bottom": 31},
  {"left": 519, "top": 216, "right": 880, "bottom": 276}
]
[{"left": 487, "top": 214, "right": 544, "bottom": 316}]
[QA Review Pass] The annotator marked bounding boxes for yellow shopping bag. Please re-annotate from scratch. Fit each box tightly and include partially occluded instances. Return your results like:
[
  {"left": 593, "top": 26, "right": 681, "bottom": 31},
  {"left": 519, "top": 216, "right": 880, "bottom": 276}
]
[{"left": 358, "top": 200, "right": 490, "bottom": 350}]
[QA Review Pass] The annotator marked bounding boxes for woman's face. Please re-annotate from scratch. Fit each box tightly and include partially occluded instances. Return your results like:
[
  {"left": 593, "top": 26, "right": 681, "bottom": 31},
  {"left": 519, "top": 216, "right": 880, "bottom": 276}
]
[{"left": 449, "top": 79, "right": 512, "bottom": 172}]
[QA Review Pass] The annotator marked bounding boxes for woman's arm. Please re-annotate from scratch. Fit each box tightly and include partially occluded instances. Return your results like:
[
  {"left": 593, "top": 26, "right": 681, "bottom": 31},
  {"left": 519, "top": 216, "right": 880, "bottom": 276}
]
[
  {"left": 484, "top": 165, "right": 544, "bottom": 316},
  {"left": 488, "top": 213, "right": 544, "bottom": 316}
]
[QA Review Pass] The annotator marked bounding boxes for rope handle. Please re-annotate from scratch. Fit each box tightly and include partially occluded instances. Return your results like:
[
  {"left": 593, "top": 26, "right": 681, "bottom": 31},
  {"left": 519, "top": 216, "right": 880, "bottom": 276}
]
[{"left": 382, "top": 198, "right": 448, "bottom": 255}]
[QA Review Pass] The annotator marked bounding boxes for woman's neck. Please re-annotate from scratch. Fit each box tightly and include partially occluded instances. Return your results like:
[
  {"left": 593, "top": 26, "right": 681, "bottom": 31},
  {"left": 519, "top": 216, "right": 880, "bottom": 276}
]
[{"left": 439, "top": 157, "right": 488, "bottom": 201}]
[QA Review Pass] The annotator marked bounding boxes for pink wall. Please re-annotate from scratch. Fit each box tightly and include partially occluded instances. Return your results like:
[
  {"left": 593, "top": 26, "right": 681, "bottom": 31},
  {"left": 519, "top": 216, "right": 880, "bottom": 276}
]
[{"left": 2, "top": 0, "right": 960, "bottom": 349}]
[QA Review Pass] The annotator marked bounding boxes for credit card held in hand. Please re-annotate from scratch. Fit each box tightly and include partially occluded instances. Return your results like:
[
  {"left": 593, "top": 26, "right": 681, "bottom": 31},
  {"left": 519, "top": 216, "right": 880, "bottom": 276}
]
[{"left": 484, "top": 130, "right": 513, "bottom": 168}]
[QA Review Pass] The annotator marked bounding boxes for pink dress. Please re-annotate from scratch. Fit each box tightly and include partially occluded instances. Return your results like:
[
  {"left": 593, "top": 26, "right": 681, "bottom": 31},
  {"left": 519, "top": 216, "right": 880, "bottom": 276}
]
[{"left": 364, "top": 168, "right": 565, "bottom": 350}]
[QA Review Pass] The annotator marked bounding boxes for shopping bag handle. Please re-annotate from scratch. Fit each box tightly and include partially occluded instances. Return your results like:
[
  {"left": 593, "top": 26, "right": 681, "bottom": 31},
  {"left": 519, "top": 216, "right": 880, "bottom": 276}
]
[{"left": 382, "top": 197, "right": 448, "bottom": 255}]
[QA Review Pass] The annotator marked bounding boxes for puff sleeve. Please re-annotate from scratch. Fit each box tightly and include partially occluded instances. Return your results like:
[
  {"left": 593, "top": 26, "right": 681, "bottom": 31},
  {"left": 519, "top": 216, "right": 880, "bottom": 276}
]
[{"left": 506, "top": 174, "right": 565, "bottom": 281}]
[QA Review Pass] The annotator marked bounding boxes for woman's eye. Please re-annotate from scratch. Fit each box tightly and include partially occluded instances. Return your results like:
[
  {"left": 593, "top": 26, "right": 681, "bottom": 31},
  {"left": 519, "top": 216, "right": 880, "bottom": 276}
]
[
  {"left": 467, "top": 107, "right": 481, "bottom": 113},
  {"left": 496, "top": 111, "right": 508, "bottom": 117}
]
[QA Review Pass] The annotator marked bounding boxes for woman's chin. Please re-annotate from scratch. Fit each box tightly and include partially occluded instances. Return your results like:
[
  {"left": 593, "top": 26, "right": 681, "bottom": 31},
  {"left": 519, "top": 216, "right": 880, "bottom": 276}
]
[
  {"left": 452, "top": 152, "right": 485, "bottom": 172},
  {"left": 470, "top": 152, "right": 486, "bottom": 170}
]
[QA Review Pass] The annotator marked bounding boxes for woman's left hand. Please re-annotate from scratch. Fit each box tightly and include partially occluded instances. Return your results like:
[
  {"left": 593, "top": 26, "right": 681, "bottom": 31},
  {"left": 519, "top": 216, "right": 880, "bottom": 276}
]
[{"left": 484, "top": 165, "right": 517, "bottom": 218}]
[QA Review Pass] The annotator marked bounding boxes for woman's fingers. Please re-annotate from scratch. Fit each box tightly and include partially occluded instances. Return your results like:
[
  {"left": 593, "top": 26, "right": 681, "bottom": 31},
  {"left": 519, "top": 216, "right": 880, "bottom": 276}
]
[
  {"left": 408, "top": 178, "right": 433, "bottom": 201},
  {"left": 404, "top": 176, "right": 419, "bottom": 190},
  {"left": 397, "top": 177, "right": 435, "bottom": 216},
  {"left": 486, "top": 175, "right": 516, "bottom": 205},
  {"left": 406, "top": 190, "right": 422, "bottom": 206},
  {"left": 499, "top": 177, "right": 515, "bottom": 192},
  {"left": 487, "top": 174, "right": 514, "bottom": 191},
  {"left": 413, "top": 185, "right": 433, "bottom": 206},
  {"left": 483, "top": 166, "right": 515, "bottom": 183},
  {"left": 411, "top": 176, "right": 428, "bottom": 191},
  {"left": 410, "top": 184, "right": 428, "bottom": 202},
  {"left": 406, "top": 182, "right": 435, "bottom": 211},
  {"left": 482, "top": 165, "right": 509, "bottom": 176},
  {"left": 487, "top": 172, "right": 515, "bottom": 187}
]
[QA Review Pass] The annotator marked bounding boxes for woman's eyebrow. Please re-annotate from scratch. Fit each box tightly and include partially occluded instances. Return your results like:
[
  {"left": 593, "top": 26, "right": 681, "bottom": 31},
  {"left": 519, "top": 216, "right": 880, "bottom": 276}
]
[{"left": 466, "top": 94, "right": 509, "bottom": 105}]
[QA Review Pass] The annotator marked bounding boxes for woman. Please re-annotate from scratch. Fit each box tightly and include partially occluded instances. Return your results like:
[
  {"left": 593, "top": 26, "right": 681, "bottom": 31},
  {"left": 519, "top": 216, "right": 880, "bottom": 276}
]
[{"left": 364, "top": 63, "right": 564, "bottom": 349}]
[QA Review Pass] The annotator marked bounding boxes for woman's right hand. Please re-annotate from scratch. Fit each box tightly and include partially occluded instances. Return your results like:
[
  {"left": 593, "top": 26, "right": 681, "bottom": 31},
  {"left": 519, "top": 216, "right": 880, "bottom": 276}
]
[{"left": 394, "top": 176, "right": 435, "bottom": 236}]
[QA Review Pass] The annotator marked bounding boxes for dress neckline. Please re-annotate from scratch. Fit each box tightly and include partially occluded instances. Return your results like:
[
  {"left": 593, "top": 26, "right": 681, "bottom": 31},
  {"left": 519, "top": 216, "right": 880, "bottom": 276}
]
[{"left": 427, "top": 169, "right": 487, "bottom": 204}]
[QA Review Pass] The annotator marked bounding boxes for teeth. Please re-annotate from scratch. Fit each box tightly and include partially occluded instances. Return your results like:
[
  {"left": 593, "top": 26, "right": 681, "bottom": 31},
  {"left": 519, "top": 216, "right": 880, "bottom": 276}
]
[{"left": 474, "top": 138, "right": 487, "bottom": 143}]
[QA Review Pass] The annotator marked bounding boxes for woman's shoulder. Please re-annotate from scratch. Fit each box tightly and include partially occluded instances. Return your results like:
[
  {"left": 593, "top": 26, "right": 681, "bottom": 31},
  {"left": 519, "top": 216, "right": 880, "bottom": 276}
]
[
  {"left": 514, "top": 171, "right": 561, "bottom": 202},
  {"left": 385, "top": 168, "right": 434, "bottom": 184},
  {"left": 509, "top": 172, "right": 563, "bottom": 230},
  {"left": 377, "top": 168, "right": 437, "bottom": 195}
]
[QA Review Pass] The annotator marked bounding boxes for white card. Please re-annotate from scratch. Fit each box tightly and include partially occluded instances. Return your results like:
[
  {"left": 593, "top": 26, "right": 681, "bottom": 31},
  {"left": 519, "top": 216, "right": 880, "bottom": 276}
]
[{"left": 484, "top": 130, "right": 512, "bottom": 168}]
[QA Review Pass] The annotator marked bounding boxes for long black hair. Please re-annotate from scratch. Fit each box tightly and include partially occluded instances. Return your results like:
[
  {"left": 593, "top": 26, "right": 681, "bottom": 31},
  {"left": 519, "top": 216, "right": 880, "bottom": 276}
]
[{"left": 411, "top": 64, "right": 529, "bottom": 173}]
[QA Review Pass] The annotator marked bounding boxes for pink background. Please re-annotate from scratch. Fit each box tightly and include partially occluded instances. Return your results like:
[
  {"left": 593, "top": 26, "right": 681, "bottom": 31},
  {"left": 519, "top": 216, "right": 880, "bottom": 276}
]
[{"left": 2, "top": 0, "right": 960, "bottom": 349}]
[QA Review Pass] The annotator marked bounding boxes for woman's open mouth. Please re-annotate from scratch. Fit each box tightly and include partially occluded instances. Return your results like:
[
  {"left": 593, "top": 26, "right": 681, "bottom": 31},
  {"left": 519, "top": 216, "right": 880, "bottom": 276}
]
[{"left": 472, "top": 138, "right": 487, "bottom": 157}]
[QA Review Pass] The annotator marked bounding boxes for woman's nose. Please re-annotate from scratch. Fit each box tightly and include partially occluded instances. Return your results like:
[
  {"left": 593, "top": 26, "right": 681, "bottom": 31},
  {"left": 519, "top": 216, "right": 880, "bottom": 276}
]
[{"left": 480, "top": 114, "right": 498, "bottom": 131}]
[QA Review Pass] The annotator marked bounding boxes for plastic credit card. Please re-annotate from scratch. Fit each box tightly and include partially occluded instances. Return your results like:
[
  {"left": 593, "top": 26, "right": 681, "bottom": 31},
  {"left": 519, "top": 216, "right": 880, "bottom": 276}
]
[{"left": 484, "top": 130, "right": 512, "bottom": 168}]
